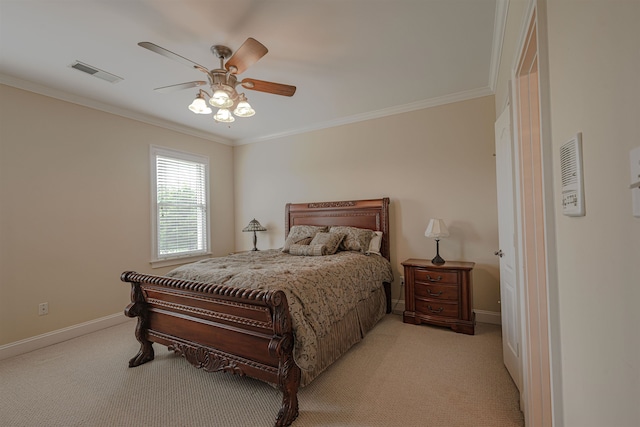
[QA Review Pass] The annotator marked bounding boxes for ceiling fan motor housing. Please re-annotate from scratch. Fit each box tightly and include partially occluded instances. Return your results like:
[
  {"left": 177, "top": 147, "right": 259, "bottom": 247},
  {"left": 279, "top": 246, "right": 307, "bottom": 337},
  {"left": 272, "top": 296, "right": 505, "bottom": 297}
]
[{"left": 209, "top": 71, "right": 239, "bottom": 101}]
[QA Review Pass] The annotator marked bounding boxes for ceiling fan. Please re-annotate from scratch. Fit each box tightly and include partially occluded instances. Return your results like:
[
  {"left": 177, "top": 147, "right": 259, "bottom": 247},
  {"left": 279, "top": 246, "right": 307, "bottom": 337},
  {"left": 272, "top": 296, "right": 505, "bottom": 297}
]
[{"left": 138, "top": 37, "right": 296, "bottom": 123}]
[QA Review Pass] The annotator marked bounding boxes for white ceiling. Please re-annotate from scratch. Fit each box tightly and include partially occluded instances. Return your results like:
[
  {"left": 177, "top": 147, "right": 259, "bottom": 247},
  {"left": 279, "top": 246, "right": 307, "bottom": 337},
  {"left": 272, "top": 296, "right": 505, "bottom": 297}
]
[{"left": 0, "top": 0, "right": 502, "bottom": 145}]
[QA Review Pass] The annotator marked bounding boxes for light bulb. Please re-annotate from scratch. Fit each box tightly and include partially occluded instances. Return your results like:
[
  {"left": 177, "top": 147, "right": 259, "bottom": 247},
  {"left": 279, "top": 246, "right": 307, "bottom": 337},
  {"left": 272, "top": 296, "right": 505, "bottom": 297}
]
[
  {"left": 210, "top": 89, "right": 233, "bottom": 109},
  {"left": 213, "top": 108, "right": 235, "bottom": 123}
]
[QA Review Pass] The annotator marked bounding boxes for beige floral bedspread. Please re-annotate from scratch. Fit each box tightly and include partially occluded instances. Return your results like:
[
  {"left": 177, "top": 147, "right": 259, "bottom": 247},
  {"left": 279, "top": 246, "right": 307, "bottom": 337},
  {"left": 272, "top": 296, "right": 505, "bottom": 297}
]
[{"left": 165, "top": 249, "right": 393, "bottom": 371}]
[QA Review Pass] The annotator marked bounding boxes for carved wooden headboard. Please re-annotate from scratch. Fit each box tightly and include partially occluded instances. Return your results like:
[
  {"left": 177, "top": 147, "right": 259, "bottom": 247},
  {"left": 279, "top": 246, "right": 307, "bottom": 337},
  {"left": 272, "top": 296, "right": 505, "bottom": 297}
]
[{"left": 284, "top": 198, "right": 390, "bottom": 261}]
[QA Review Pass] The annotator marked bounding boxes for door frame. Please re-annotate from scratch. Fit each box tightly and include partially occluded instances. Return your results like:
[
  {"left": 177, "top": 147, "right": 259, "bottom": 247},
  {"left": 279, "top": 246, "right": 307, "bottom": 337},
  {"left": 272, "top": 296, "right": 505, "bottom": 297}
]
[{"left": 510, "top": 1, "right": 562, "bottom": 425}]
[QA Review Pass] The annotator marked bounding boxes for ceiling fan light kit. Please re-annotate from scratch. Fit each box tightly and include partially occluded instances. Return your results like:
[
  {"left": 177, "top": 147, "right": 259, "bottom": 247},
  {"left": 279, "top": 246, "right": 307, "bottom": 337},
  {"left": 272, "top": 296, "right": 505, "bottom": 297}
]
[{"left": 138, "top": 38, "right": 296, "bottom": 124}]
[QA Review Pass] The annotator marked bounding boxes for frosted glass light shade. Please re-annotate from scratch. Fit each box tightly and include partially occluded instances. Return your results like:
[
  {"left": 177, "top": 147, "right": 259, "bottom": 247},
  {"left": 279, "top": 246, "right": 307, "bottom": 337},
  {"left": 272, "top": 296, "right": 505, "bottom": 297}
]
[
  {"left": 188, "top": 96, "right": 212, "bottom": 114},
  {"left": 234, "top": 100, "right": 255, "bottom": 117},
  {"left": 210, "top": 89, "right": 233, "bottom": 108},
  {"left": 213, "top": 108, "right": 235, "bottom": 123}
]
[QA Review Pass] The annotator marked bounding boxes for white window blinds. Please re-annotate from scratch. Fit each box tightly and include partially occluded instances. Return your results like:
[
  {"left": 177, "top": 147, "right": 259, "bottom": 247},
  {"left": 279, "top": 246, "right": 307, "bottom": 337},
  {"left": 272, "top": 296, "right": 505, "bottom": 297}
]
[{"left": 151, "top": 146, "right": 209, "bottom": 261}]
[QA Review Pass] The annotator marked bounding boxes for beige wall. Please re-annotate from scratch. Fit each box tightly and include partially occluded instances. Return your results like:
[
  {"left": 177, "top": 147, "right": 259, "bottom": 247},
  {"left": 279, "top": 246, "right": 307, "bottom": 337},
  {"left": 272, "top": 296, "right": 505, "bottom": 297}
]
[
  {"left": 546, "top": 1, "right": 640, "bottom": 425},
  {"left": 233, "top": 96, "right": 500, "bottom": 312},
  {"left": 0, "top": 87, "right": 500, "bottom": 345},
  {"left": 495, "top": 1, "right": 640, "bottom": 425},
  {"left": 0, "top": 84, "right": 235, "bottom": 345}
]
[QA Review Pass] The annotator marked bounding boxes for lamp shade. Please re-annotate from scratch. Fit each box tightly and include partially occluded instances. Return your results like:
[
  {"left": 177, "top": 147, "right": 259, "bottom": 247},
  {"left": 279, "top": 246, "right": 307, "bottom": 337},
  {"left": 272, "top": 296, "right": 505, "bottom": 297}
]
[
  {"left": 425, "top": 219, "right": 449, "bottom": 239},
  {"left": 213, "top": 108, "right": 235, "bottom": 123},
  {"left": 242, "top": 219, "right": 267, "bottom": 232},
  {"left": 188, "top": 95, "right": 212, "bottom": 114},
  {"left": 234, "top": 100, "right": 255, "bottom": 117},
  {"left": 210, "top": 89, "right": 234, "bottom": 108}
]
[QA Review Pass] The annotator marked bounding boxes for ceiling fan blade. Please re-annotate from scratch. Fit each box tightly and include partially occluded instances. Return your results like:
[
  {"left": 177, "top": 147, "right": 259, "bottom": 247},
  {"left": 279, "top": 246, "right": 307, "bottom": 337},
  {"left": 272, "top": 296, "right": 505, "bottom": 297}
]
[
  {"left": 154, "top": 81, "right": 208, "bottom": 93},
  {"left": 138, "top": 42, "right": 207, "bottom": 70},
  {"left": 225, "top": 38, "right": 268, "bottom": 74},
  {"left": 241, "top": 78, "right": 296, "bottom": 97}
]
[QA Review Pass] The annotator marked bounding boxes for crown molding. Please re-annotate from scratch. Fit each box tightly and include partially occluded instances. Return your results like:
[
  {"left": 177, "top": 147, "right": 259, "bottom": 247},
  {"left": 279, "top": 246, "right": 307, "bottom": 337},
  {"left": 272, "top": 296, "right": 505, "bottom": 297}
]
[
  {"left": 2, "top": 75, "right": 494, "bottom": 147},
  {"left": 236, "top": 86, "right": 494, "bottom": 145},
  {"left": 0, "top": 73, "right": 233, "bottom": 146}
]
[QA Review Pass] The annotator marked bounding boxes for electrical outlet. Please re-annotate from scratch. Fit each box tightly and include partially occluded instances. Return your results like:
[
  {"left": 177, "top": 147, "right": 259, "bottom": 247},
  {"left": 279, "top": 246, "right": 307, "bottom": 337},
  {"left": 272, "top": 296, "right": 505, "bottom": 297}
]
[
  {"left": 400, "top": 276, "right": 405, "bottom": 286},
  {"left": 38, "top": 302, "right": 48, "bottom": 316}
]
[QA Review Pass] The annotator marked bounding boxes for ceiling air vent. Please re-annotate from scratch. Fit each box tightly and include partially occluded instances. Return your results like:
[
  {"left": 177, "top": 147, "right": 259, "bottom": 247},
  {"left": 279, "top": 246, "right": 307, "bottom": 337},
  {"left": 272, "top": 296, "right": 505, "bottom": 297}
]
[{"left": 69, "top": 61, "right": 123, "bottom": 83}]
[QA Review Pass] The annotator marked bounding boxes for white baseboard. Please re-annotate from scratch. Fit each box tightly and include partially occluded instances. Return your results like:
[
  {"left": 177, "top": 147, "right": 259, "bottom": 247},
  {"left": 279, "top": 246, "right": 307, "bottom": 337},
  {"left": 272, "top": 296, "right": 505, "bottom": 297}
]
[
  {"left": 0, "top": 313, "right": 131, "bottom": 361},
  {"left": 390, "top": 302, "right": 501, "bottom": 326},
  {"left": 474, "top": 309, "right": 502, "bottom": 325}
]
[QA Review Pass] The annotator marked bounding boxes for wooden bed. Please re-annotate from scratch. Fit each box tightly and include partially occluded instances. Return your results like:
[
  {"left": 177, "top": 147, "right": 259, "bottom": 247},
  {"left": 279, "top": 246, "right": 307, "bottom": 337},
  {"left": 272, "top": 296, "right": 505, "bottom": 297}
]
[{"left": 121, "top": 197, "right": 391, "bottom": 426}]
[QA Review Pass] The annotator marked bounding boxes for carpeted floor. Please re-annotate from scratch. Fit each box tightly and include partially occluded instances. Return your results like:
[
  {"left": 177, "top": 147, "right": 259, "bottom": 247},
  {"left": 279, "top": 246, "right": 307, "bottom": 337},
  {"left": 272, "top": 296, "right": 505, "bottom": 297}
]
[{"left": 0, "top": 314, "right": 523, "bottom": 426}]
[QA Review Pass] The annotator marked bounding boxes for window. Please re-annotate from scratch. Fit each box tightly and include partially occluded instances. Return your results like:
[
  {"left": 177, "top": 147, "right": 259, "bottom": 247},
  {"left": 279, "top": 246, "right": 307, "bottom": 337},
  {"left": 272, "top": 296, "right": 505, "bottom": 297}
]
[{"left": 151, "top": 146, "right": 210, "bottom": 265}]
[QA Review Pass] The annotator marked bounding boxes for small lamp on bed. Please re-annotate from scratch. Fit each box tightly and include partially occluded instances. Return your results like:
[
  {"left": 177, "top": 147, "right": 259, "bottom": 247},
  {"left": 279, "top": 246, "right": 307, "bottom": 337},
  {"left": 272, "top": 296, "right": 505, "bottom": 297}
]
[
  {"left": 425, "top": 218, "right": 449, "bottom": 265},
  {"left": 243, "top": 219, "right": 267, "bottom": 251}
]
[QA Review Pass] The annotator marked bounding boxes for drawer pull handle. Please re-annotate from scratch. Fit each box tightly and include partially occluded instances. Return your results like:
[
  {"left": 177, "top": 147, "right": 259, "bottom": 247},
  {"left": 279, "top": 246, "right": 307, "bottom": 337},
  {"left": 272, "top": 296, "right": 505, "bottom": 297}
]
[
  {"left": 427, "top": 289, "right": 443, "bottom": 297},
  {"left": 427, "top": 305, "right": 444, "bottom": 313},
  {"left": 426, "top": 275, "right": 442, "bottom": 282}
]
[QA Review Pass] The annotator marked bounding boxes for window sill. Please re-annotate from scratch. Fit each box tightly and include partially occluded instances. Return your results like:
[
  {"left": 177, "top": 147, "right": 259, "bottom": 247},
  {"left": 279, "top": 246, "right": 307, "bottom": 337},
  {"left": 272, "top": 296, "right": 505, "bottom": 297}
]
[{"left": 150, "top": 253, "right": 212, "bottom": 269}]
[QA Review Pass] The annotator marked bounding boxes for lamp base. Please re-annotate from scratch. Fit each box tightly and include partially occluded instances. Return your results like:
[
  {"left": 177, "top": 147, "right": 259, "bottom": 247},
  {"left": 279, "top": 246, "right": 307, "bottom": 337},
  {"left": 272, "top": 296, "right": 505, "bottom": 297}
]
[
  {"left": 431, "top": 239, "right": 445, "bottom": 265},
  {"left": 431, "top": 254, "right": 445, "bottom": 265},
  {"left": 251, "top": 231, "right": 259, "bottom": 251}
]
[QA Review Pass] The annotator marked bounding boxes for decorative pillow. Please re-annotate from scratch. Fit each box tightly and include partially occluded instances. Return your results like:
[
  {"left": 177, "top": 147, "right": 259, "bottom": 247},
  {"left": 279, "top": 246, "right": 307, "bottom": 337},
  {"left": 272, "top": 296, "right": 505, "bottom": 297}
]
[
  {"left": 281, "top": 225, "right": 328, "bottom": 253},
  {"left": 367, "top": 231, "right": 383, "bottom": 255},
  {"left": 329, "top": 226, "right": 375, "bottom": 253},
  {"left": 309, "top": 232, "right": 345, "bottom": 255},
  {"left": 294, "top": 236, "right": 314, "bottom": 246},
  {"left": 289, "top": 243, "right": 325, "bottom": 256}
]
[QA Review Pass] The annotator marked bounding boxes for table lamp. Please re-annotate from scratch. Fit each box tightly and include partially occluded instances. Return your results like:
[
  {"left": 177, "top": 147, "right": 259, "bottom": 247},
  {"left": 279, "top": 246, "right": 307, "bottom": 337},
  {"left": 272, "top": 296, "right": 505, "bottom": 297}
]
[
  {"left": 425, "top": 218, "right": 449, "bottom": 265},
  {"left": 242, "top": 219, "right": 267, "bottom": 251}
]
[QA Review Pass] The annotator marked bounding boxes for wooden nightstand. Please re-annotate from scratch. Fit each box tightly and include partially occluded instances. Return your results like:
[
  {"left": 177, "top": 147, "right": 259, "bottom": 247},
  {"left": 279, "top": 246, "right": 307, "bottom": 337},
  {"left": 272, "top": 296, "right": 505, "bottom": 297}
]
[{"left": 402, "top": 259, "right": 475, "bottom": 335}]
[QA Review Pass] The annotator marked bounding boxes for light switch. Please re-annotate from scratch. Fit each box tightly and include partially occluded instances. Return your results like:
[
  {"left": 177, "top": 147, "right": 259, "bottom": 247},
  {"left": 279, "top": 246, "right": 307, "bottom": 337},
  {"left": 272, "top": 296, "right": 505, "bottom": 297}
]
[{"left": 631, "top": 146, "right": 640, "bottom": 218}]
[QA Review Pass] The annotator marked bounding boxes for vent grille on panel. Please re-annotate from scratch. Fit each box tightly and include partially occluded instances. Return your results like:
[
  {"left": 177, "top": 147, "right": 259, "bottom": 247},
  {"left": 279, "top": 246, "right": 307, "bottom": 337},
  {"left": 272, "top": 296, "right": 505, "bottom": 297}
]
[
  {"left": 69, "top": 61, "right": 123, "bottom": 83},
  {"left": 560, "top": 133, "right": 585, "bottom": 216},
  {"left": 560, "top": 141, "right": 578, "bottom": 187}
]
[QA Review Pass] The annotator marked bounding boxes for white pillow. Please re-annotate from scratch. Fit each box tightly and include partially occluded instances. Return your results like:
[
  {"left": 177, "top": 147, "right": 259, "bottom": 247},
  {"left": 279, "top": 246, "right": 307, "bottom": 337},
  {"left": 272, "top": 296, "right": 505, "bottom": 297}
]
[{"left": 367, "top": 231, "right": 383, "bottom": 255}]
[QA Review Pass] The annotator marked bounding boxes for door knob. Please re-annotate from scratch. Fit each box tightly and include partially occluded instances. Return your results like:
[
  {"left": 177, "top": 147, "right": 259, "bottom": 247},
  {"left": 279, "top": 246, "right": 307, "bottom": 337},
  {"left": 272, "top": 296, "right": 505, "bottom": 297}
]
[{"left": 494, "top": 249, "right": 504, "bottom": 257}]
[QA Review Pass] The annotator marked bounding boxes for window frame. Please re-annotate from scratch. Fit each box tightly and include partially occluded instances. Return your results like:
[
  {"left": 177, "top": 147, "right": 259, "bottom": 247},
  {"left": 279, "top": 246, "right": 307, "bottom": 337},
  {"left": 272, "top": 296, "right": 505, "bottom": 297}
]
[{"left": 150, "top": 145, "right": 211, "bottom": 268}]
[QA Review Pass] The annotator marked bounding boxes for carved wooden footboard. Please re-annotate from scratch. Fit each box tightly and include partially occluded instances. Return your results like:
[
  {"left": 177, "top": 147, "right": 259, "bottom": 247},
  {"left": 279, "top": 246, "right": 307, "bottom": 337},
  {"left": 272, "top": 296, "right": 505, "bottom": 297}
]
[{"left": 121, "top": 271, "right": 301, "bottom": 427}]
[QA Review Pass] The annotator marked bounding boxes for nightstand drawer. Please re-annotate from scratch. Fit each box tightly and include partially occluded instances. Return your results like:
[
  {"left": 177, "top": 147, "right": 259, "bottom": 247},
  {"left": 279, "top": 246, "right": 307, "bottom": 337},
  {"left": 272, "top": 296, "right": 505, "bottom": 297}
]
[
  {"left": 415, "top": 300, "right": 459, "bottom": 318},
  {"left": 414, "top": 282, "right": 458, "bottom": 301},
  {"left": 414, "top": 269, "right": 458, "bottom": 285}
]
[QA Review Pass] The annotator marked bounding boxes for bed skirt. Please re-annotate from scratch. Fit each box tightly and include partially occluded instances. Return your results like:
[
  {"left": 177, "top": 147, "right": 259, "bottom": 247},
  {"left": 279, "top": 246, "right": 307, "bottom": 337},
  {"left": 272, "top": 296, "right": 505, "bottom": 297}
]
[{"left": 300, "top": 286, "right": 386, "bottom": 386}]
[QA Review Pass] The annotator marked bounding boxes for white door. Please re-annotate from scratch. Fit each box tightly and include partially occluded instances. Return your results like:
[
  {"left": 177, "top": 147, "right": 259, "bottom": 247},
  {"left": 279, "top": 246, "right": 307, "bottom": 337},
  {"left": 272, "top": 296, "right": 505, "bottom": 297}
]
[{"left": 495, "top": 104, "right": 522, "bottom": 391}]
